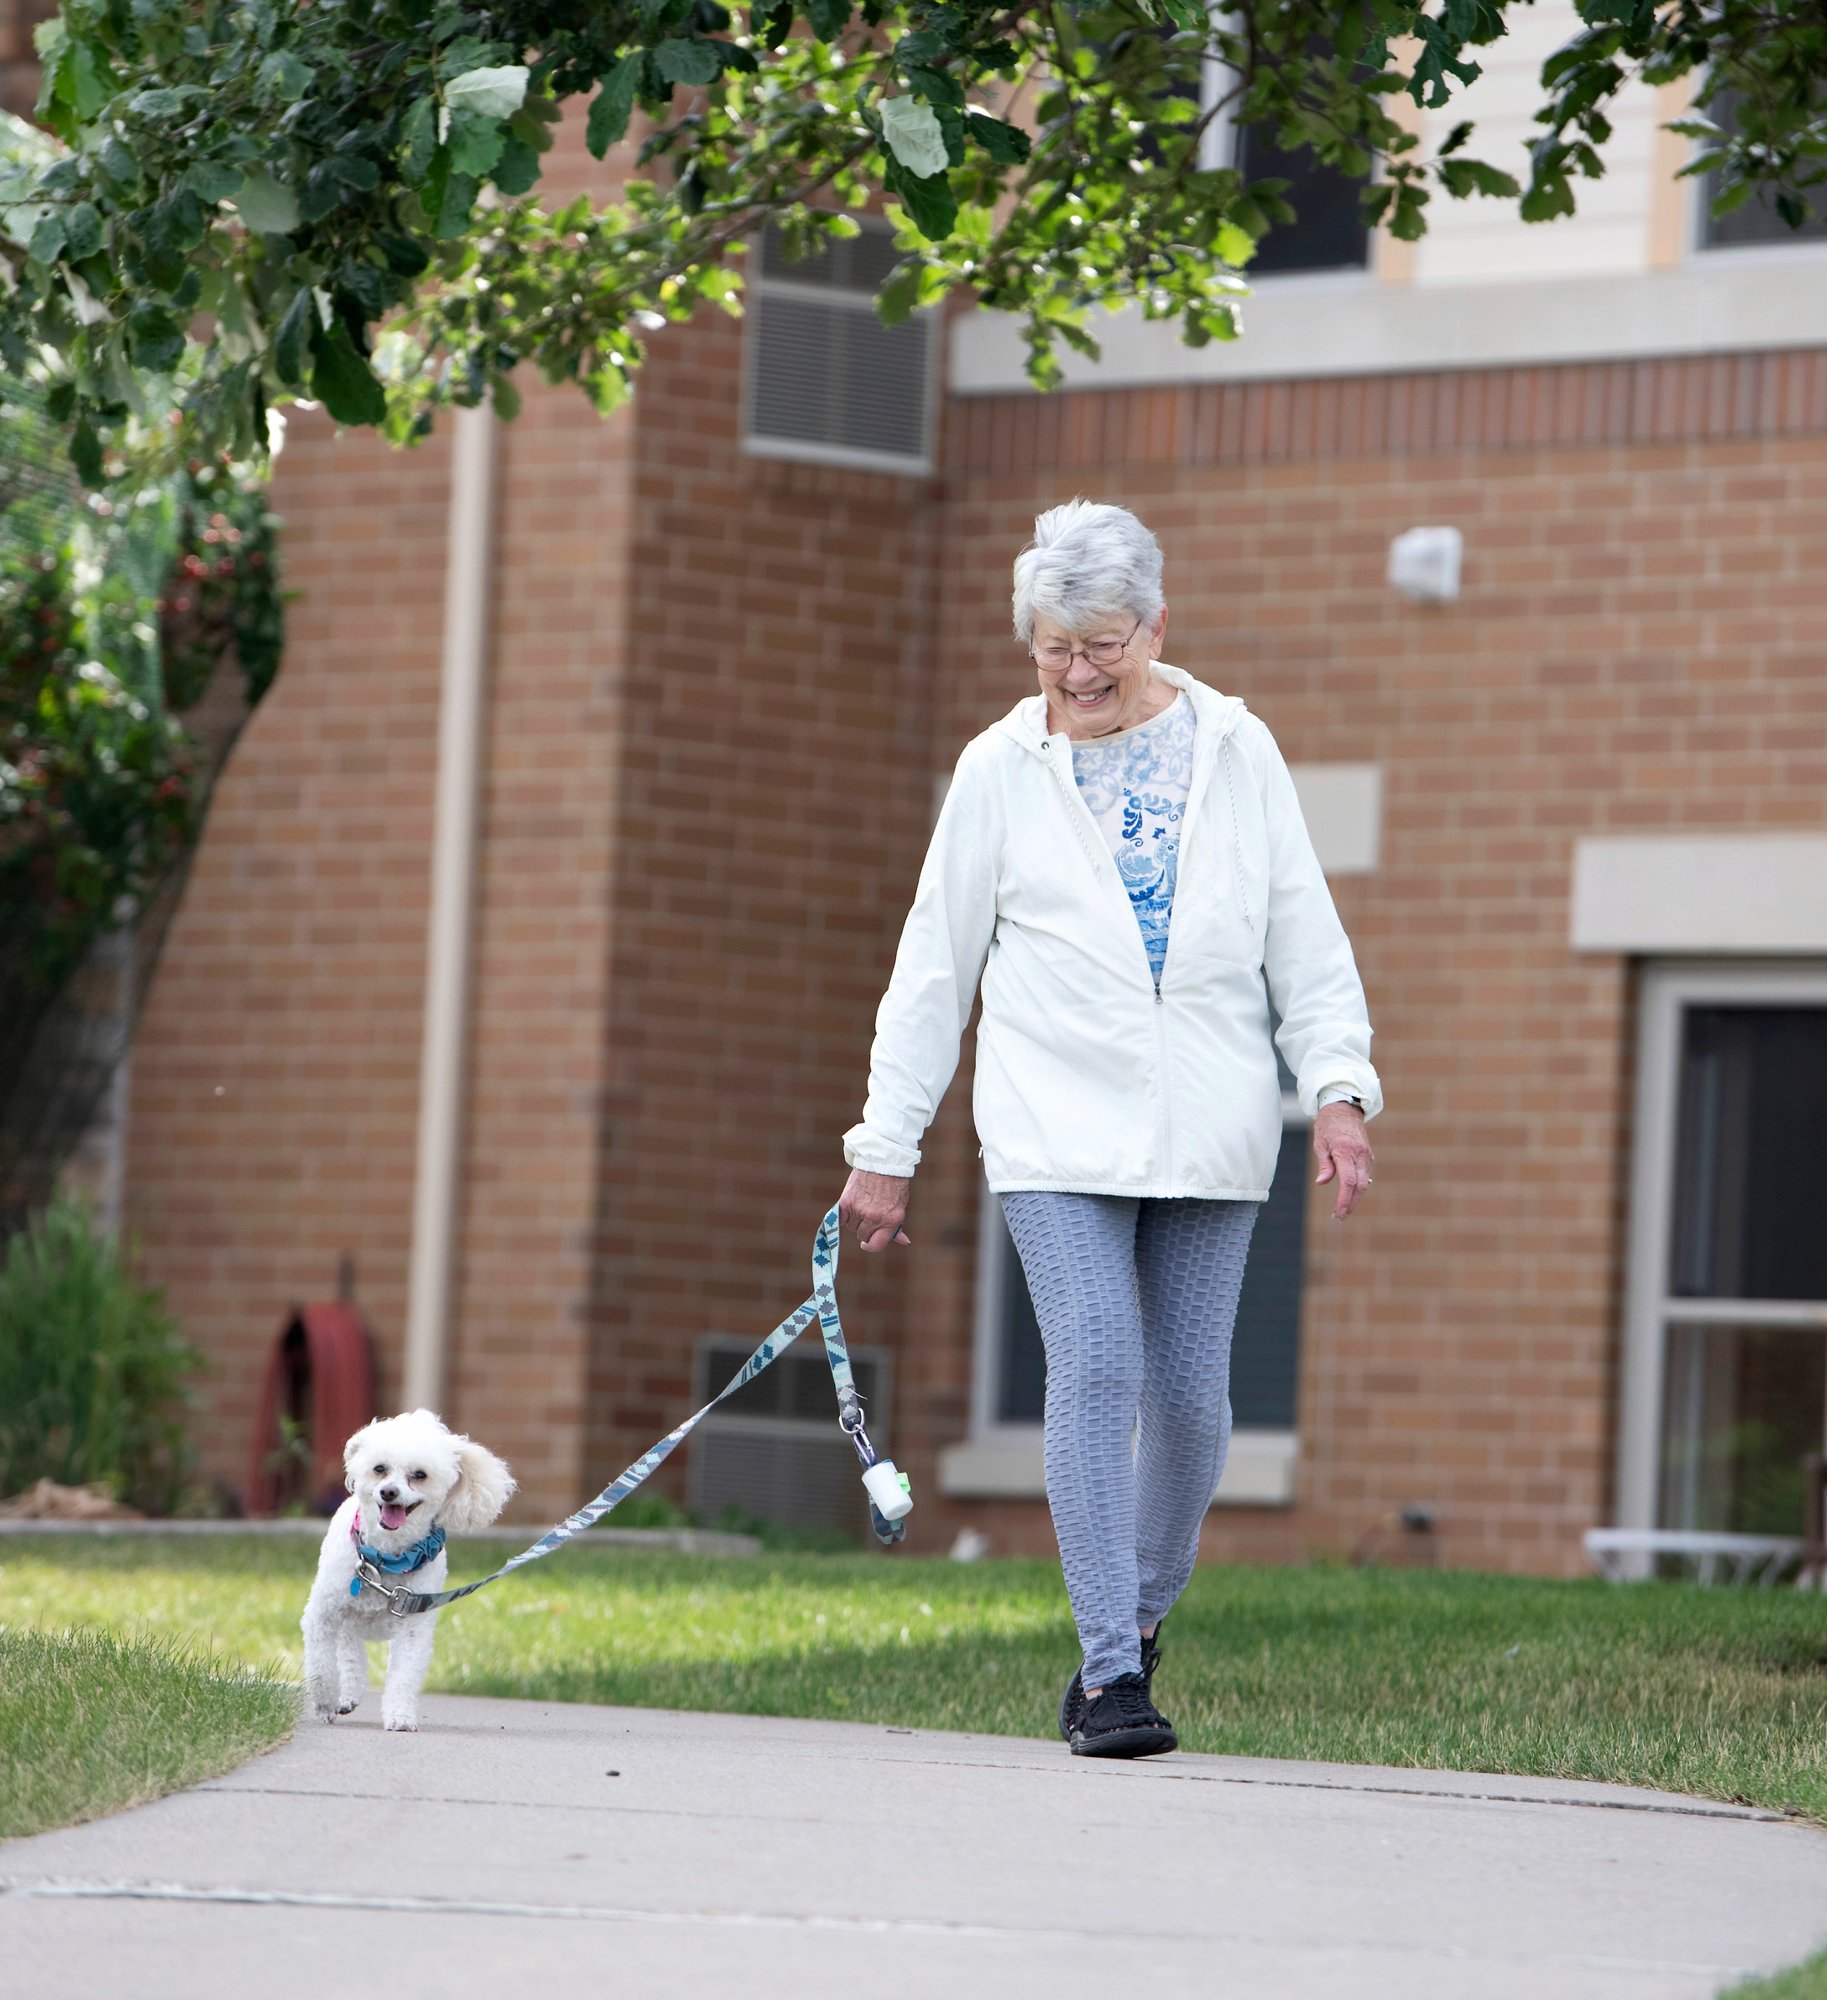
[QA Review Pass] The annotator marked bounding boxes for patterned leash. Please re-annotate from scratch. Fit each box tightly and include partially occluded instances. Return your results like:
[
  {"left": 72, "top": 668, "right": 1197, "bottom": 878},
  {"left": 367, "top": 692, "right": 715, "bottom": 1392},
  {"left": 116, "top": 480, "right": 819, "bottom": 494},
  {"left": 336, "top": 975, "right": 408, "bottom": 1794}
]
[{"left": 353, "top": 1206, "right": 912, "bottom": 1617}]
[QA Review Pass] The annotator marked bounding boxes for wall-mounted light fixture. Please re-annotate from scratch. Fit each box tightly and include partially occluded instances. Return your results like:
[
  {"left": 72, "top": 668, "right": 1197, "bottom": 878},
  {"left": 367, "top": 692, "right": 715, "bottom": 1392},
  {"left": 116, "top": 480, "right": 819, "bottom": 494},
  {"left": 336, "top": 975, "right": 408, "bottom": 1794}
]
[{"left": 1387, "top": 525, "right": 1463, "bottom": 604}]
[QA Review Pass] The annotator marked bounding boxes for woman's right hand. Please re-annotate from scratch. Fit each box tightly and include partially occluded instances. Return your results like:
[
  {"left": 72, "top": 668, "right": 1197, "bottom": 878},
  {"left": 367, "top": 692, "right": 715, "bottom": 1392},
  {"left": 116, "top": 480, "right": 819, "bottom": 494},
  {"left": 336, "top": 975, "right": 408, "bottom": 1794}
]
[{"left": 839, "top": 1168, "right": 913, "bottom": 1252}]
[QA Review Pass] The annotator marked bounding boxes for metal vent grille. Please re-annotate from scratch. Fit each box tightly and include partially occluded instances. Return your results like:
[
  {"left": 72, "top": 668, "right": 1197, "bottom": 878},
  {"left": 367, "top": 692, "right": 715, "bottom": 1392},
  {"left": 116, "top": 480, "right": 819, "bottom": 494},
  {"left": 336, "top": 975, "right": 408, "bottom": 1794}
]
[
  {"left": 686, "top": 1335, "right": 892, "bottom": 1539},
  {"left": 744, "top": 222, "right": 933, "bottom": 473}
]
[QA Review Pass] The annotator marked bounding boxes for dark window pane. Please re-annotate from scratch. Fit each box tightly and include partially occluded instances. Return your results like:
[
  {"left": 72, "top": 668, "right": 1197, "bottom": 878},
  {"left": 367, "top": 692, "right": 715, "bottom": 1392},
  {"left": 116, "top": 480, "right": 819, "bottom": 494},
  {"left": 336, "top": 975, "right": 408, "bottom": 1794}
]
[
  {"left": 996, "top": 1214, "right": 1048, "bottom": 1423},
  {"left": 991, "top": 1117, "right": 1307, "bottom": 1429},
  {"left": 1235, "top": 117, "right": 1370, "bottom": 274},
  {"left": 1705, "top": 187, "right": 1827, "bottom": 249},
  {"left": 1230, "top": 1122, "right": 1307, "bottom": 1427},
  {"left": 1669, "top": 1006, "right": 1827, "bottom": 1301},
  {"left": 1658, "top": 1320, "right": 1826, "bottom": 1535},
  {"left": 1700, "top": 92, "right": 1827, "bottom": 250}
]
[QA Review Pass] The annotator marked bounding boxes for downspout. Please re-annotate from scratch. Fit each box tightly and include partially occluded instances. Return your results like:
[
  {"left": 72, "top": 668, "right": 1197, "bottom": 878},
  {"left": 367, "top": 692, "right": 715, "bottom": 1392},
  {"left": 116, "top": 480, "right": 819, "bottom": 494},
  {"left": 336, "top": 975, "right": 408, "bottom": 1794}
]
[{"left": 403, "top": 404, "right": 498, "bottom": 1412}]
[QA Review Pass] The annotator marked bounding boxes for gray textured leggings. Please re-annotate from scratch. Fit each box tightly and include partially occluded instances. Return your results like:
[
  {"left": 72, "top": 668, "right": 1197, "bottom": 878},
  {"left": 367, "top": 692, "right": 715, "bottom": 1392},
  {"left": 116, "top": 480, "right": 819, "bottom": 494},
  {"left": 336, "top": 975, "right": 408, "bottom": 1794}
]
[{"left": 1000, "top": 1191, "right": 1260, "bottom": 1690}]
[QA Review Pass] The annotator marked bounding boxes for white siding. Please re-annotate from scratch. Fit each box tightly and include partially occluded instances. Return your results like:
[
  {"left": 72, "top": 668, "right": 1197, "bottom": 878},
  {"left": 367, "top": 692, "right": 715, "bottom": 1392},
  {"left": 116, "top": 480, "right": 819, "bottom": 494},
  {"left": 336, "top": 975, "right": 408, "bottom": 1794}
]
[{"left": 1410, "top": 0, "right": 1660, "bottom": 287}]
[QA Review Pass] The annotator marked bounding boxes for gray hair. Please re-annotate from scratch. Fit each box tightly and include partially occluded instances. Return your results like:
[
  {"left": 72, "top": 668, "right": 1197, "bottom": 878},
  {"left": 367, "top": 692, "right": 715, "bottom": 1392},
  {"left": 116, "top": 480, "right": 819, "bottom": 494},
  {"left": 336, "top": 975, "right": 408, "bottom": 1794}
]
[{"left": 1010, "top": 499, "right": 1165, "bottom": 645}]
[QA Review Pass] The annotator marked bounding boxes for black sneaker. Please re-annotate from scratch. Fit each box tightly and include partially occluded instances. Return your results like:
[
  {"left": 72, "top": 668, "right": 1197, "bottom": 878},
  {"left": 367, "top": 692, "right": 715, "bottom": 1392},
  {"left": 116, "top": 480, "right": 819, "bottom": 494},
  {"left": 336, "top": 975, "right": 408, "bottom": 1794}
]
[
  {"left": 1063, "top": 1625, "right": 1164, "bottom": 1743},
  {"left": 1058, "top": 1666, "right": 1085, "bottom": 1743},
  {"left": 1069, "top": 1672, "right": 1178, "bottom": 1759}
]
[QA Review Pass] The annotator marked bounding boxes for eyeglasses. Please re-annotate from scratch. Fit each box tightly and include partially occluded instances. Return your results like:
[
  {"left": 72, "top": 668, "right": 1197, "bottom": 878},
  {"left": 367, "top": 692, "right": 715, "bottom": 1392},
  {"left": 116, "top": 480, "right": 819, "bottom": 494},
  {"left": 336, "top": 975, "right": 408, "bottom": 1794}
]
[{"left": 1029, "top": 618, "right": 1143, "bottom": 674}]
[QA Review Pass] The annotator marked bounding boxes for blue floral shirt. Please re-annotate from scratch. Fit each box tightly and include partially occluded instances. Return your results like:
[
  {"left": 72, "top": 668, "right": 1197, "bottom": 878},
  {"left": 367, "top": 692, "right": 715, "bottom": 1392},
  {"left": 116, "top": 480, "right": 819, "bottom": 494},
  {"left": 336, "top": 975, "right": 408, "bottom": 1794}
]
[{"left": 1070, "top": 693, "right": 1196, "bottom": 987}]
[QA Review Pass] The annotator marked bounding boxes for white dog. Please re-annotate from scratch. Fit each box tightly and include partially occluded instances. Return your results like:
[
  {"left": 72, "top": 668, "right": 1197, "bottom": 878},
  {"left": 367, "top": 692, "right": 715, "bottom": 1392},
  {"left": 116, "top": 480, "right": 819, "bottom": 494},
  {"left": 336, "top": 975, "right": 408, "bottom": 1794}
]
[{"left": 300, "top": 1408, "right": 516, "bottom": 1732}]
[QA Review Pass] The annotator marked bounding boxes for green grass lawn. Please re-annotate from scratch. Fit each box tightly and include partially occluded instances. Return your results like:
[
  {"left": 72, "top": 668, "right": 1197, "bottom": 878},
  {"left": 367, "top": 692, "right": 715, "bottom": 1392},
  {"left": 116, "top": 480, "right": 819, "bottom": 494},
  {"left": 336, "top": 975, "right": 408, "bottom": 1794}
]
[
  {"left": 1724, "top": 1950, "right": 1827, "bottom": 2000},
  {"left": 4, "top": 1533, "right": 1826, "bottom": 1827},
  {"left": 0, "top": 1625, "right": 296, "bottom": 1839}
]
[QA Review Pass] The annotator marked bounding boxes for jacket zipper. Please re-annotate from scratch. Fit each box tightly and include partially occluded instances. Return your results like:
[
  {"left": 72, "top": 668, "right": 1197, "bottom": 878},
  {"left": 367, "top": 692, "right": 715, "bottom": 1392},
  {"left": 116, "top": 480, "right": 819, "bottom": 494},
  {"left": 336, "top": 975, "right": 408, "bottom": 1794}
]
[{"left": 1041, "top": 728, "right": 1197, "bottom": 1184}]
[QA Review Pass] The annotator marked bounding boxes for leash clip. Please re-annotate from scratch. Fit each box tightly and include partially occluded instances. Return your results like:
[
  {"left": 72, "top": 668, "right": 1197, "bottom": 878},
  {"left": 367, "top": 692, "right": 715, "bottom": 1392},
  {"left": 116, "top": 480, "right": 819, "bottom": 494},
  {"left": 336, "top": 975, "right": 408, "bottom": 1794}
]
[{"left": 354, "top": 1558, "right": 418, "bottom": 1616}]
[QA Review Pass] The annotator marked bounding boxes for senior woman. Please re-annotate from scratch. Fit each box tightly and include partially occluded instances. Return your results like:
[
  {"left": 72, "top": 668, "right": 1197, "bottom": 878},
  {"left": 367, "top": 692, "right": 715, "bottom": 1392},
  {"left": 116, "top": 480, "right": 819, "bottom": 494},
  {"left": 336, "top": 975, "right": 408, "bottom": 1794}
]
[{"left": 839, "top": 500, "right": 1380, "bottom": 1759}]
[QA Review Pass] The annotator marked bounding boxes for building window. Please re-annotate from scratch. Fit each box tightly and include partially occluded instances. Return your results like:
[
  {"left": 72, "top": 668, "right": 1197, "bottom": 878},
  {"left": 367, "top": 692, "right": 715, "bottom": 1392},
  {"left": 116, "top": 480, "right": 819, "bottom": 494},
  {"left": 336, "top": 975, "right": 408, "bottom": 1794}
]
[
  {"left": 741, "top": 220, "right": 936, "bottom": 475},
  {"left": 969, "top": 1028, "right": 1309, "bottom": 1475},
  {"left": 1618, "top": 965, "right": 1827, "bottom": 1542},
  {"left": 1696, "top": 93, "right": 1827, "bottom": 252},
  {"left": 1201, "top": 49, "right": 1372, "bottom": 276}
]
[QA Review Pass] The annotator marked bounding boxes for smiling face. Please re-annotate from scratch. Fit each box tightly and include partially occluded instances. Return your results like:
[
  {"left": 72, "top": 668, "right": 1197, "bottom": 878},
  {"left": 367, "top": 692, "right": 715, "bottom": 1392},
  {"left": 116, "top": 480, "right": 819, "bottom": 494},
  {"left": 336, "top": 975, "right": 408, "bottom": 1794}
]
[
  {"left": 344, "top": 1413, "right": 463, "bottom": 1543},
  {"left": 1031, "top": 605, "right": 1171, "bottom": 740}
]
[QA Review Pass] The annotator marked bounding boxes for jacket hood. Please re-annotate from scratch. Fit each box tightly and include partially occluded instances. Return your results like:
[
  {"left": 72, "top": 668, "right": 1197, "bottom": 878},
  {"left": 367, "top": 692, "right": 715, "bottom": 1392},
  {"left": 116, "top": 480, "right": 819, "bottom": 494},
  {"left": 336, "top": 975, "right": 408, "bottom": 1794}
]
[{"left": 988, "top": 663, "right": 1249, "bottom": 758}]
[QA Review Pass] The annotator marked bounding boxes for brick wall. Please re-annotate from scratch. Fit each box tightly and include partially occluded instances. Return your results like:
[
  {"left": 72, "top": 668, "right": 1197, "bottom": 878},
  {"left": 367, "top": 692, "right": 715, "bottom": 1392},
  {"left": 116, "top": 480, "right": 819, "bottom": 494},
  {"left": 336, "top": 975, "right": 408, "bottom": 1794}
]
[
  {"left": 581, "top": 306, "right": 941, "bottom": 1509},
  {"left": 0, "top": 0, "right": 56, "bottom": 119},
  {"left": 121, "top": 111, "right": 634, "bottom": 1521},
  {"left": 123, "top": 414, "right": 454, "bottom": 1499},
  {"left": 917, "top": 359, "right": 1827, "bottom": 1574}
]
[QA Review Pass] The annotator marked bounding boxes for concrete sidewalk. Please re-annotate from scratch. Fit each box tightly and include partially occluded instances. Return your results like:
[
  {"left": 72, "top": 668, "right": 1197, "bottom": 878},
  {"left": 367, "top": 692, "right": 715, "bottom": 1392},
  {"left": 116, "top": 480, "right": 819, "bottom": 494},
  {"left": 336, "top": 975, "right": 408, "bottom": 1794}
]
[{"left": 3, "top": 1697, "right": 1824, "bottom": 2000}]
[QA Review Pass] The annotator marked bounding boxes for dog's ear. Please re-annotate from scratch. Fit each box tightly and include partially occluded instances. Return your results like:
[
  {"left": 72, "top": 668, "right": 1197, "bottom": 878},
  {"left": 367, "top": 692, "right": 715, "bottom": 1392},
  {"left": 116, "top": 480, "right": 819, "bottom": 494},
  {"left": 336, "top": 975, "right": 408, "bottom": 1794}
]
[
  {"left": 440, "top": 1436, "right": 517, "bottom": 1533},
  {"left": 343, "top": 1421, "right": 380, "bottom": 1494}
]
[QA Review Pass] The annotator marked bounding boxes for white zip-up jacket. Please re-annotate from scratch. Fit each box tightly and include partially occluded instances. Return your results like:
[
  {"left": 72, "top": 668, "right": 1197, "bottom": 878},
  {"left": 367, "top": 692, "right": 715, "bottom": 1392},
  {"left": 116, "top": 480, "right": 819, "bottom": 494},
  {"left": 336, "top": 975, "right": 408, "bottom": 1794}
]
[{"left": 842, "top": 664, "right": 1383, "bottom": 1201}]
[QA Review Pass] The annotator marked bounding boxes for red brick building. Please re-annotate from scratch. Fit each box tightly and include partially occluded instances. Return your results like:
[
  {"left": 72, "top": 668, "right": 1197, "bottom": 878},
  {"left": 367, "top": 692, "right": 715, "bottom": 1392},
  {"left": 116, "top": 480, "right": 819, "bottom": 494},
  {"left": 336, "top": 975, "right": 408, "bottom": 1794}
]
[{"left": 49, "top": 9, "right": 1827, "bottom": 1571}]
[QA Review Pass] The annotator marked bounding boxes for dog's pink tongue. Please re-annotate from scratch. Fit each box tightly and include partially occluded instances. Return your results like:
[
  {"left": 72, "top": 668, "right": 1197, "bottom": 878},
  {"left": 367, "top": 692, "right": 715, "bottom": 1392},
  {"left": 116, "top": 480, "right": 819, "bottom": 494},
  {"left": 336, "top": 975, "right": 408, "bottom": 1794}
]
[{"left": 379, "top": 1502, "right": 409, "bottom": 1531}]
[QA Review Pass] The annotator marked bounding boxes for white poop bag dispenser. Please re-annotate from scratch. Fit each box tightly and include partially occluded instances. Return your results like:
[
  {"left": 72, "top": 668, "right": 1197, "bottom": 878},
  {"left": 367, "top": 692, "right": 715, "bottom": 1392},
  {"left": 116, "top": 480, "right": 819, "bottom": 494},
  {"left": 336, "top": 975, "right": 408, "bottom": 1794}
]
[{"left": 839, "top": 1387, "right": 913, "bottom": 1542}]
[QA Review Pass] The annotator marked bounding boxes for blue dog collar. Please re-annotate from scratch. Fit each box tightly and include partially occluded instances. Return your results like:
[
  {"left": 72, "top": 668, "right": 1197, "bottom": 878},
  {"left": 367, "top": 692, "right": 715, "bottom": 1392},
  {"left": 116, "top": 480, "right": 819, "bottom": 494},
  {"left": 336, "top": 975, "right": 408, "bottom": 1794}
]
[{"left": 349, "top": 1512, "right": 447, "bottom": 1597}]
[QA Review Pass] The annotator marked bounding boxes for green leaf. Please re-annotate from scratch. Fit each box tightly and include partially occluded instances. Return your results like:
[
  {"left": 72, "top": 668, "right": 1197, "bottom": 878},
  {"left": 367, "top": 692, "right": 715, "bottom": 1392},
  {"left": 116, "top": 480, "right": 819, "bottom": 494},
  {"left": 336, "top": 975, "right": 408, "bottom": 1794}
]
[
  {"left": 805, "top": 0, "right": 847, "bottom": 38},
  {"left": 654, "top": 37, "right": 722, "bottom": 85},
  {"left": 182, "top": 160, "right": 245, "bottom": 205},
  {"left": 1215, "top": 219, "right": 1255, "bottom": 265},
  {"left": 965, "top": 112, "right": 1029, "bottom": 165},
  {"left": 298, "top": 164, "right": 346, "bottom": 224},
  {"left": 373, "top": 230, "right": 431, "bottom": 277},
  {"left": 70, "top": 416, "right": 103, "bottom": 486},
  {"left": 63, "top": 200, "right": 104, "bottom": 260},
  {"left": 308, "top": 315, "right": 387, "bottom": 425},
  {"left": 400, "top": 96, "right": 439, "bottom": 180},
  {"left": 60, "top": 38, "right": 112, "bottom": 119},
  {"left": 875, "top": 256, "right": 921, "bottom": 325},
  {"left": 884, "top": 158, "right": 956, "bottom": 241},
  {"left": 446, "top": 110, "right": 505, "bottom": 177},
  {"left": 234, "top": 172, "right": 300, "bottom": 235},
  {"left": 127, "top": 305, "right": 185, "bottom": 373},
  {"left": 1159, "top": 0, "right": 1205, "bottom": 29},
  {"left": 96, "top": 136, "right": 139, "bottom": 195},
  {"left": 507, "top": 102, "right": 558, "bottom": 154},
  {"left": 586, "top": 57, "right": 642, "bottom": 157},
  {"left": 444, "top": 64, "right": 529, "bottom": 120},
  {"left": 494, "top": 135, "right": 541, "bottom": 195},
  {"left": 256, "top": 51, "right": 311, "bottom": 102},
  {"left": 28, "top": 213, "right": 66, "bottom": 265},
  {"left": 880, "top": 95, "right": 948, "bottom": 179},
  {"left": 272, "top": 288, "right": 313, "bottom": 386},
  {"left": 331, "top": 152, "right": 381, "bottom": 191},
  {"left": 435, "top": 169, "right": 479, "bottom": 238}
]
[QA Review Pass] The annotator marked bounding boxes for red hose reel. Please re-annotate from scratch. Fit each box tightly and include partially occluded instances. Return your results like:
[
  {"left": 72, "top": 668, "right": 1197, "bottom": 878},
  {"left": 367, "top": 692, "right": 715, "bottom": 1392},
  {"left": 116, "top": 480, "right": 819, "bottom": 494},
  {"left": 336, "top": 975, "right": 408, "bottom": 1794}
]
[{"left": 245, "top": 1284, "right": 376, "bottom": 1517}]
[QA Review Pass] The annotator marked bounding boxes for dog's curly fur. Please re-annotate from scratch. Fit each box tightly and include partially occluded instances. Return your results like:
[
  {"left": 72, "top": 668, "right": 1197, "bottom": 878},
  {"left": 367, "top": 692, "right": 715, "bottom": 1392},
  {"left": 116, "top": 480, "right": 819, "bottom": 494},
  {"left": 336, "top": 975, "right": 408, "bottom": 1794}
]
[{"left": 300, "top": 1409, "right": 515, "bottom": 1732}]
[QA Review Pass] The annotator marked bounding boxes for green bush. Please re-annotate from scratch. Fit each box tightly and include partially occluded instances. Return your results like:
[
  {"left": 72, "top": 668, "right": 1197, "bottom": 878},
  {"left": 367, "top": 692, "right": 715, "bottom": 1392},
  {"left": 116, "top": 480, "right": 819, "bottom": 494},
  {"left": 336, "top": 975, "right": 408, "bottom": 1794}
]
[{"left": 0, "top": 1196, "right": 201, "bottom": 1512}]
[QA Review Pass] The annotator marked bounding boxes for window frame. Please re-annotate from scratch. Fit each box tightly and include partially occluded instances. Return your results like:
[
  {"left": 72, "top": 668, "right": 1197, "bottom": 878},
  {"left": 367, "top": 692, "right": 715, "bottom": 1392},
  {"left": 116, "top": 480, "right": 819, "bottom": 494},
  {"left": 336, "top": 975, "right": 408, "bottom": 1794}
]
[
  {"left": 738, "top": 218, "right": 941, "bottom": 478},
  {"left": 1614, "top": 958, "right": 1827, "bottom": 1565}
]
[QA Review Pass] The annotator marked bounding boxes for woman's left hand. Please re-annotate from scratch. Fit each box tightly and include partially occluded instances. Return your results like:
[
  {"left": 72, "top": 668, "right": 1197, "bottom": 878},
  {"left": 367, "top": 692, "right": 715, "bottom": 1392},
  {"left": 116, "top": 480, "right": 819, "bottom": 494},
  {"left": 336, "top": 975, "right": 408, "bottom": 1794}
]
[{"left": 1313, "top": 1103, "right": 1374, "bottom": 1220}]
